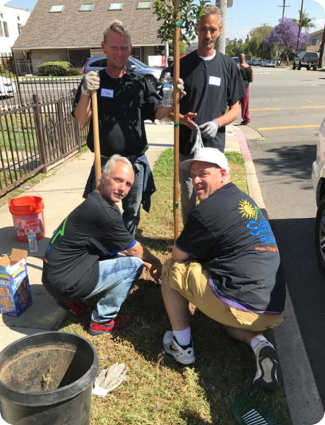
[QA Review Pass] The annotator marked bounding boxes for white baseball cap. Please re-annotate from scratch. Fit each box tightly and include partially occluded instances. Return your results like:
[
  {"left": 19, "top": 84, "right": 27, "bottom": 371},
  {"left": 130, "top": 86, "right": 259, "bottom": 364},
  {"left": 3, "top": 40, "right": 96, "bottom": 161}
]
[{"left": 180, "top": 148, "right": 230, "bottom": 173}]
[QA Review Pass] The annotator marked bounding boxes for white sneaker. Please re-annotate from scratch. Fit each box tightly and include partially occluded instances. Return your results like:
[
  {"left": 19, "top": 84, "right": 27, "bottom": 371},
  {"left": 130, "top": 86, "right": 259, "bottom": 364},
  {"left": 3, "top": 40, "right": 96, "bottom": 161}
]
[
  {"left": 253, "top": 341, "right": 279, "bottom": 392},
  {"left": 163, "top": 331, "right": 195, "bottom": 365}
]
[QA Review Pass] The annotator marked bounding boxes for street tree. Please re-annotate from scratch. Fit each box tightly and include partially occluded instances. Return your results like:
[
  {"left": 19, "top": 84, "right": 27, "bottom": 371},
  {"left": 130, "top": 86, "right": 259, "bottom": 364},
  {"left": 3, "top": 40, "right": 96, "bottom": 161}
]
[
  {"left": 154, "top": 0, "right": 208, "bottom": 45},
  {"left": 153, "top": 0, "right": 208, "bottom": 238},
  {"left": 263, "top": 17, "right": 310, "bottom": 64},
  {"left": 249, "top": 25, "right": 274, "bottom": 58}
]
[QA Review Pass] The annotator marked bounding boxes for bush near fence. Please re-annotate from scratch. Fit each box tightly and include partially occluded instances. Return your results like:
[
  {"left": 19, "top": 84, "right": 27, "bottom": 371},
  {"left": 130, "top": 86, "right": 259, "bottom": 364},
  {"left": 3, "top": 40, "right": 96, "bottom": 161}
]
[{"left": 38, "top": 61, "right": 81, "bottom": 77}]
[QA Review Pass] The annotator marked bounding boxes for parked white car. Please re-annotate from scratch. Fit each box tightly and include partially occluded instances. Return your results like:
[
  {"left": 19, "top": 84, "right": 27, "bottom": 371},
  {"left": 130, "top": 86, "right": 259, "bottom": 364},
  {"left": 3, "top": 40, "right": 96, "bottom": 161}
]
[
  {"left": 0, "top": 76, "right": 16, "bottom": 97},
  {"left": 312, "top": 117, "right": 325, "bottom": 272}
]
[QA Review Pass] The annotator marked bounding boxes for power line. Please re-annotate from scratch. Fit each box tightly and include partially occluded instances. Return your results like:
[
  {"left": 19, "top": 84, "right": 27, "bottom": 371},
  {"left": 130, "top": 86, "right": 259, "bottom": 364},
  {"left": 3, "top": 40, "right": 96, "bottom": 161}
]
[{"left": 278, "top": 0, "right": 290, "bottom": 19}]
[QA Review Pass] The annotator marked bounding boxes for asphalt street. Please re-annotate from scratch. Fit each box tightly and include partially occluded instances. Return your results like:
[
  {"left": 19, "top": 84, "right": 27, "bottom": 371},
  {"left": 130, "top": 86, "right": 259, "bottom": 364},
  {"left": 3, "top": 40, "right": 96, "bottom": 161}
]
[{"left": 244, "top": 66, "right": 325, "bottom": 406}]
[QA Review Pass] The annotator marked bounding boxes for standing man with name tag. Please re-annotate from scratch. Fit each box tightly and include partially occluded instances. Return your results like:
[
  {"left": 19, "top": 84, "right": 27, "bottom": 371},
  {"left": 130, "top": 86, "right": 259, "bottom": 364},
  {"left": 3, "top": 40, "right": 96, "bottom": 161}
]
[
  {"left": 73, "top": 20, "right": 183, "bottom": 237},
  {"left": 169, "top": 5, "right": 246, "bottom": 224}
]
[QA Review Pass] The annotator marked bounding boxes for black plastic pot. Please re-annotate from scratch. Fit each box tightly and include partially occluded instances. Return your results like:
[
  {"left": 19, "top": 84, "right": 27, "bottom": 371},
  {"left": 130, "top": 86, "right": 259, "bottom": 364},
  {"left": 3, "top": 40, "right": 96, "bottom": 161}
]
[{"left": 0, "top": 332, "right": 99, "bottom": 425}]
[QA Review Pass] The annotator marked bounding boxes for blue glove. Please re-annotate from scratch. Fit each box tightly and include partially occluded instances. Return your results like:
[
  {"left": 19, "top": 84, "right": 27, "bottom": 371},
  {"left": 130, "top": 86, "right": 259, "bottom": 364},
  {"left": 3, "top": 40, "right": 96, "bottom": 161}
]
[{"left": 199, "top": 120, "right": 219, "bottom": 139}]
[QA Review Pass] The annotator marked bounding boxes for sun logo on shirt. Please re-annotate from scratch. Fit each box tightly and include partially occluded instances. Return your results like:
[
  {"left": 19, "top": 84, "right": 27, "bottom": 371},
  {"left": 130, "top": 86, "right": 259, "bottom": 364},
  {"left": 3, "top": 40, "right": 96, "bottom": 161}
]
[{"left": 238, "top": 199, "right": 256, "bottom": 219}]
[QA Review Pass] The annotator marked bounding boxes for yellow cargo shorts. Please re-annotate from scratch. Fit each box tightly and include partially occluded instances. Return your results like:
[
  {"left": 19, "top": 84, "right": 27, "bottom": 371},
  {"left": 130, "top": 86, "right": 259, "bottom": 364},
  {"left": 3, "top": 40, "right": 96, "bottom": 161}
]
[{"left": 163, "top": 259, "right": 283, "bottom": 332}]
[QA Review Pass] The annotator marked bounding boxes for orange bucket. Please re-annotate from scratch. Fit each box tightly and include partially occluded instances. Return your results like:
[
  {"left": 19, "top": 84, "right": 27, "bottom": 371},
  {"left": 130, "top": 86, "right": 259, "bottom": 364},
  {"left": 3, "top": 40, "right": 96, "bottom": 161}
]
[{"left": 8, "top": 196, "right": 45, "bottom": 242}]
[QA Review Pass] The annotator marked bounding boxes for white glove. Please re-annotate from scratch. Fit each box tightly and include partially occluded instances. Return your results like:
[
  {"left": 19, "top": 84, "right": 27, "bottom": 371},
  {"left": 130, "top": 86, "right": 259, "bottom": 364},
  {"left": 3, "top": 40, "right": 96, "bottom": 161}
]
[
  {"left": 177, "top": 78, "right": 186, "bottom": 100},
  {"left": 92, "top": 363, "right": 128, "bottom": 398},
  {"left": 199, "top": 120, "right": 219, "bottom": 139},
  {"left": 190, "top": 124, "right": 204, "bottom": 154},
  {"left": 81, "top": 71, "right": 100, "bottom": 96}
]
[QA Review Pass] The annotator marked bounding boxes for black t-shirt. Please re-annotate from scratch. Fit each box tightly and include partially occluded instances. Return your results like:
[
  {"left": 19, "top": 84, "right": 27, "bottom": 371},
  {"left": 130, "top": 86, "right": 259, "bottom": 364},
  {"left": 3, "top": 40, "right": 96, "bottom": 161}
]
[
  {"left": 73, "top": 69, "right": 161, "bottom": 157},
  {"left": 176, "top": 183, "right": 285, "bottom": 313},
  {"left": 173, "top": 50, "right": 246, "bottom": 155},
  {"left": 42, "top": 191, "right": 135, "bottom": 301}
]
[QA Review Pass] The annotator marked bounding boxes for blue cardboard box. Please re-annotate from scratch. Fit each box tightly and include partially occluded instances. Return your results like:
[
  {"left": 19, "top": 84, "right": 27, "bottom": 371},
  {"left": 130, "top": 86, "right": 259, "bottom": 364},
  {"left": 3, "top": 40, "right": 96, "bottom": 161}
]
[{"left": 0, "top": 249, "right": 32, "bottom": 317}]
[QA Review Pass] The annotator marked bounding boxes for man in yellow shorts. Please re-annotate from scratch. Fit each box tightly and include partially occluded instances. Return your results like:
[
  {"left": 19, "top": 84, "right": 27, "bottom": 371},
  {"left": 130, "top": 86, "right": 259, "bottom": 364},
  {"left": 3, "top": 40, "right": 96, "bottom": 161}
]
[{"left": 161, "top": 147, "right": 285, "bottom": 392}]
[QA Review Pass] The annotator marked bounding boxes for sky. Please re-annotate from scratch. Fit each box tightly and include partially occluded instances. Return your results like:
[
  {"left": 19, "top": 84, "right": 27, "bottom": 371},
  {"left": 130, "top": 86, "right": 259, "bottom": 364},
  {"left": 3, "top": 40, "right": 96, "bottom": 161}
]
[{"left": 4, "top": 0, "right": 325, "bottom": 41}]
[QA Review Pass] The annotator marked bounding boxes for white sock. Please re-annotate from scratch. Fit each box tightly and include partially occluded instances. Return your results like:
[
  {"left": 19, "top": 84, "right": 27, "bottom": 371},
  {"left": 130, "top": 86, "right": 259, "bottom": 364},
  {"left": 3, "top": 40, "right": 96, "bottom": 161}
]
[
  {"left": 173, "top": 327, "right": 191, "bottom": 347},
  {"left": 251, "top": 335, "right": 269, "bottom": 353}
]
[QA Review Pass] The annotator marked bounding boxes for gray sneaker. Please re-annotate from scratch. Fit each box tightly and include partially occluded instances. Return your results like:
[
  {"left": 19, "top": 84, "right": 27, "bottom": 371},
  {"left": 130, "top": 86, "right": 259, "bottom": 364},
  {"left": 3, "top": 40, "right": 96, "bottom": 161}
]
[
  {"left": 163, "top": 331, "right": 195, "bottom": 365},
  {"left": 253, "top": 342, "right": 279, "bottom": 392}
]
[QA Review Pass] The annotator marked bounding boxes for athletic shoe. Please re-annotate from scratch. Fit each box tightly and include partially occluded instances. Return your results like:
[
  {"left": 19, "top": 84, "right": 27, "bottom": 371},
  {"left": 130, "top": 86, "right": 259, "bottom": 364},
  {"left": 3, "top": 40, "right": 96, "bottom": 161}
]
[
  {"left": 163, "top": 331, "right": 195, "bottom": 365},
  {"left": 61, "top": 300, "right": 91, "bottom": 317},
  {"left": 240, "top": 121, "right": 249, "bottom": 125},
  {"left": 253, "top": 341, "right": 279, "bottom": 392},
  {"left": 88, "top": 315, "right": 132, "bottom": 335}
]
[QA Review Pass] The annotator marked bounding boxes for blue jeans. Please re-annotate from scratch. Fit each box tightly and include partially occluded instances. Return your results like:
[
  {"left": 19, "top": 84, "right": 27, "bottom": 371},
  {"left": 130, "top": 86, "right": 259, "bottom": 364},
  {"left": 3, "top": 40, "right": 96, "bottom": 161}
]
[
  {"left": 179, "top": 153, "right": 196, "bottom": 225},
  {"left": 85, "top": 256, "right": 144, "bottom": 323},
  {"left": 83, "top": 156, "right": 144, "bottom": 238}
]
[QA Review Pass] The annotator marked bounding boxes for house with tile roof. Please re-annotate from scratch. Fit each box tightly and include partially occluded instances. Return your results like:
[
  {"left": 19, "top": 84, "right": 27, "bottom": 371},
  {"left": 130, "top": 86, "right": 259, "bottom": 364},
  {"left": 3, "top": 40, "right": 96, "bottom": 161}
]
[{"left": 12, "top": 0, "right": 164, "bottom": 73}]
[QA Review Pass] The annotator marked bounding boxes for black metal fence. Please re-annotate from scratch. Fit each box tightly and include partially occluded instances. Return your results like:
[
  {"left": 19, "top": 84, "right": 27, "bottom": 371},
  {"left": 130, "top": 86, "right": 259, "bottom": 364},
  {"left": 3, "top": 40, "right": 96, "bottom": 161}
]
[{"left": 0, "top": 53, "right": 88, "bottom": 196}]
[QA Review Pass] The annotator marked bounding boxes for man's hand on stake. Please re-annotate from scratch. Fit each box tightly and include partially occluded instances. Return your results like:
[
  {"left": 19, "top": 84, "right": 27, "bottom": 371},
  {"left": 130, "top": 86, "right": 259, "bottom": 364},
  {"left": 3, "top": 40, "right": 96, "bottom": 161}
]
[
  {"left": 199, "top": 120, "right": 219, "bottom": 139},
  {"left": 180, "top": 112, "right": 197, "bottom": 130},
  {"left": 81, "top": 71, "right": 100, "bottom": 97}
]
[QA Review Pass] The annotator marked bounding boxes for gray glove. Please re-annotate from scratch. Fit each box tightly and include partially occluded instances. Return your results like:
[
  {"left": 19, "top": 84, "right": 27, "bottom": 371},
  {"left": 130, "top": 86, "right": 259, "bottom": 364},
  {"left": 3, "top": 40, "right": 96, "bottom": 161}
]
[
  {"left": 92, "top": 363, "right": 128, "bottom": 397},
  {"left": 81, "top": 71, "right": 100, "bottom": 97},
  {"left": 199, "top": 120, "right": 219, "bottom": 139}
]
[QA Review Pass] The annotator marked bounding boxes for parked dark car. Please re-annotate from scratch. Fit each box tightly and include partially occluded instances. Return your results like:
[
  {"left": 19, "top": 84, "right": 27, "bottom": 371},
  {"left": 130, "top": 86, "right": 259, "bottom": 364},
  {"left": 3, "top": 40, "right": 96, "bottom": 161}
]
[
  {"left": 293, "top": 51, "right": 319, "bottom": 71},
  {"left": 83, "top": 56, "right": 162, "bottom": 89}
]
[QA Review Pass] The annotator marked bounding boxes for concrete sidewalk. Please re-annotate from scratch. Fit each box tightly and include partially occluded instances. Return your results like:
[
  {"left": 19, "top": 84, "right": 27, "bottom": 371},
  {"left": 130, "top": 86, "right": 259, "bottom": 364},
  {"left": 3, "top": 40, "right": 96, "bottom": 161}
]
[{"left": 0, "top": 122, "right": 323, "bottom": 424}]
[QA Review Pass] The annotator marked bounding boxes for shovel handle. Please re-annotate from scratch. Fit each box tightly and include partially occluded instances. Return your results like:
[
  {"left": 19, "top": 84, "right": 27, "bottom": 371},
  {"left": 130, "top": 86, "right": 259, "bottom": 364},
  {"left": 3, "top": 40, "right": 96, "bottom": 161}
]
[{"left": 91, "top": 90, "right": 101, "bottom": 188}]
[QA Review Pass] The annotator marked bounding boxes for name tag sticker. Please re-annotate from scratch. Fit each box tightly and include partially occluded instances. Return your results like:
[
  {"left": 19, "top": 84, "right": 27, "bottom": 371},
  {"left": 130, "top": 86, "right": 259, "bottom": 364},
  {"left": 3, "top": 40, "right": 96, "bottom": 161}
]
[
  {"left": 101, "top": 88, "right": 114, "bottom": 98},
  {"left": 209, "top": 76, "right": 221, "bottom": 86}
]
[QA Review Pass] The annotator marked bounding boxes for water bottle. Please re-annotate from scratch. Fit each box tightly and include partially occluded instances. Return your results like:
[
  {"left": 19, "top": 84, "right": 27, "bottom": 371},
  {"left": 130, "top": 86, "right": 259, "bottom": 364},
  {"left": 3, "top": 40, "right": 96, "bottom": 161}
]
[
  {"left": 28, "top": 229, "right": 38, "bottom": 253},
  {"left": 162, "top": 72, "right": 173, "bottom": 107}
]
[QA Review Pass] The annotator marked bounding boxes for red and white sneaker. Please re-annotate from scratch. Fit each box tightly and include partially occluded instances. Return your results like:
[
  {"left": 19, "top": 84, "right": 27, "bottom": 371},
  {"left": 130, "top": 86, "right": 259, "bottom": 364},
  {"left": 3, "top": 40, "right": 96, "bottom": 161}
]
[
  {"left": 89, "top": 315, "right": 132, "bottom": 335},
  {"left": 61, "top": 300, "right": 91, "bottom": 317}
]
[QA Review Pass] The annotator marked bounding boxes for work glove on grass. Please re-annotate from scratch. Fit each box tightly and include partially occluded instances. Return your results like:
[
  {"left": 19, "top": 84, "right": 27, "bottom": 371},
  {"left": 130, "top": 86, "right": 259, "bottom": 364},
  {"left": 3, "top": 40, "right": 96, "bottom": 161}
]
[{"left": 93, "top": 363, "right": 128, "bottom": 397}]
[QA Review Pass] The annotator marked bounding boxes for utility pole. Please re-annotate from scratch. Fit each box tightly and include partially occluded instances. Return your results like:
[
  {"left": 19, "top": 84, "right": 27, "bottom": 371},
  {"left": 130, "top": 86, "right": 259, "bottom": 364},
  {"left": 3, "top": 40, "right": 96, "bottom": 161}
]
[
  {"left": 215, "top": 0, "right": 227, "bottom": 54},
  {"left": 296, "top": 0, "right": 304, "bottom": 51},
  {"left": 278, "top": 0, "right": 290, "bottom": 19},
  {"left": 320, "top": 21, "right": 325, "bottom": 68}
]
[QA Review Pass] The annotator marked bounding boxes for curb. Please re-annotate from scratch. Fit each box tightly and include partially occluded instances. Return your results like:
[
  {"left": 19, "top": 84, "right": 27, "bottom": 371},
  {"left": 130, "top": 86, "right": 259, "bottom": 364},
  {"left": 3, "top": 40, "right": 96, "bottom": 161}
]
[{"left": 236, "top": 127, "right": 324, "bottom": 425}]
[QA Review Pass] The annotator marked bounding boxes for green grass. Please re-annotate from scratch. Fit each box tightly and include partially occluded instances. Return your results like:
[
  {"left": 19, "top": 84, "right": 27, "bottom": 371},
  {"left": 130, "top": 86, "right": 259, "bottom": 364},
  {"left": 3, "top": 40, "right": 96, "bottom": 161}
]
[
  {"left": 60, "top": 148, "right": 291, "bottom": 425},
  {"left": 0, "top": 113, "right": 37, "bottom": 151}
]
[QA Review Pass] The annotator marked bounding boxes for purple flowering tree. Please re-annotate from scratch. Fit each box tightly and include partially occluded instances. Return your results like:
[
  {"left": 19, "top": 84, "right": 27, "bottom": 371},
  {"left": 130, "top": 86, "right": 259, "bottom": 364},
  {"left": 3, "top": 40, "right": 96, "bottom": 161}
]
[{"left": 264, "top": 18, "right": 310, "bottom": 64}]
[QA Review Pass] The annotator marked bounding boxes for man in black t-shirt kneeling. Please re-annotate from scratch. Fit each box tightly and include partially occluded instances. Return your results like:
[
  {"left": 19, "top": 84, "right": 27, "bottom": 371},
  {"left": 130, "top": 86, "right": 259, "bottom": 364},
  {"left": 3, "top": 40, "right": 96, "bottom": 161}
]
[
  {"left": 161, "top": 148, "right": 286, "bottom": 392},
  {"left": 42, "top": 155, "right": 162, "bottom": 335}
]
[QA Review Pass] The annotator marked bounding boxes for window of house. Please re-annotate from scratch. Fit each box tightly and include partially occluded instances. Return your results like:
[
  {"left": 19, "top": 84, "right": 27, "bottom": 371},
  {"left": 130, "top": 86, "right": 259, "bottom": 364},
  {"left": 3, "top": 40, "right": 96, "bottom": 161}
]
[
  {"left": 312, "top": 39, "right": 320, "bottom": 46},
  {"left": 79, "top": 3, "right": 95, "bottom": 11},
  {"left": 137, "top": 1, "right": 151, "bottom": 9},
  {"left": 0, "top": 22, "right": 3, "bottom": 37},
  {"left": 109, "top": 2, "right": 123, "bottom": 10},
  {"left": 17, "top": 23, "right": 22, "bottom": 33},
  {"left": 17, "top": 15, "right": 20, "bottom": 21},
  {"left": 50, "top": 5, "right": 64, "bottom": 12},
  {"left": 3, "top": 21, "right": 9, "bottom": 37}
]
